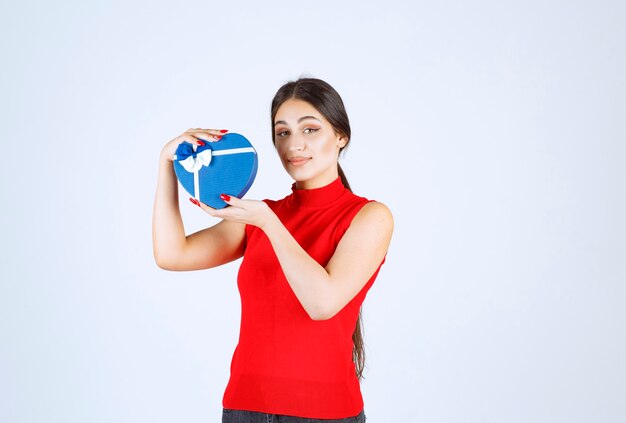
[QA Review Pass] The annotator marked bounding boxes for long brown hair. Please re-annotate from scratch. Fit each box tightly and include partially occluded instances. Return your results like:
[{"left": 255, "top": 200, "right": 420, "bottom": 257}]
[{"left": 270, "top": 77, "right": 367, "bottom": 381}]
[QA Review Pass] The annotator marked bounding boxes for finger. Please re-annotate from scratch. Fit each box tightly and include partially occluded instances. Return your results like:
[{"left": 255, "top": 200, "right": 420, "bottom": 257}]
[
  {"left": 185, "top": 128, "right": 229, "bottom": 140},
  {"left": 200, "top": 132, "right": 224, "bottom": 142},
  {"left": 196, "top": 200, "right": 222, "bottom": 217},
  {"left": 220, "top": 194, "right": 242, "bottom": 206},
  {"left": 188, "top": 132, "right": 224, "bottom": 143},
  {"left": 176, "top": 134, "right": 206, "bottom": 147},
  {"left": 186, "top": 128, "right": 229, "bottom": 134}
]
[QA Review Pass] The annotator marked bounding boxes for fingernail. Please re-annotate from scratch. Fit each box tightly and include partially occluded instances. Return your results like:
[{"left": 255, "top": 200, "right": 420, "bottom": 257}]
[
  {"left": 220, "top": 129, "right": 229, "bottom": 133},
  {"left": 197, "top": 140, "right": 205, "bottom": 146},
  {"left": 220, "top": 194, "right": 231, "bottom": 202},
  {"left": 214, "top": 135, "right": 222, "bottom": 140},
  {"left": 189, "top": 197, "right": 198, "bottom": 205}
]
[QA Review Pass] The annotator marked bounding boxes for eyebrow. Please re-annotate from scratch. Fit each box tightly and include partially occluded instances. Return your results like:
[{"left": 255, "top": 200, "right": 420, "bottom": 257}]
[{"left": 273, "top": 115, "right": 321, "bottom": 127}]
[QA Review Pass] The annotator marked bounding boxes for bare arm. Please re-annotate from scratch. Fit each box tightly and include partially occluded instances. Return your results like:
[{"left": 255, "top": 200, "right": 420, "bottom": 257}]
[
  {"left": 151, "top": 129, "right": 246, "bottom": 271},
  {"left": 203, "top": 197, "right": 394, "bottom": 320},
  {"left": 262, "top": 201, "right": 393, "bottom": 320}
]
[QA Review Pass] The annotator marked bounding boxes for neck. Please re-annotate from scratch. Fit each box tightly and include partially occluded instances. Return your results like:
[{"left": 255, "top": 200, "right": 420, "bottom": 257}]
[
  {"left": 294, "top": 169, "right": 340, "bottom": 190},
  {"left": 289, "top": 175, "right": 347, "bottom": 208}
]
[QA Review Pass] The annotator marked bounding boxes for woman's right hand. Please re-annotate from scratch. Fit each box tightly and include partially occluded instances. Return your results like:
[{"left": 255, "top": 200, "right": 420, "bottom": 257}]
[{"left": 160, "top": 128, "right": 229, "bottom": 162}]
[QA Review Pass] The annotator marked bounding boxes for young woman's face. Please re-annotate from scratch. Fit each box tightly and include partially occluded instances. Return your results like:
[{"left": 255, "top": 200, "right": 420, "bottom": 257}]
[{"left": 273, "top": 99, "right": 347, "bottom": 189}]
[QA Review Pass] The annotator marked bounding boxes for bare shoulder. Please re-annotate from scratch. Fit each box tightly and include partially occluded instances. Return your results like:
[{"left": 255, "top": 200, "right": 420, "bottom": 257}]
[
  {"left": 332, "top": 200, "right": 393, "bottom": 265},
  {"left": 347, "top": 201, "right": 394, "bottom": 245},
  {"left": 350, "top": 201, "right": 394, "bottom": 235}
]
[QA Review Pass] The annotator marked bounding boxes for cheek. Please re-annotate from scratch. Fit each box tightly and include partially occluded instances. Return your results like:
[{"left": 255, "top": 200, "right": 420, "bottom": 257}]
[
  {"left": 274, "top": 142, "right": 287, "bottom": 156},
  {"left": 320, "top": 136, "right": 339, "bottom": 156},
  {"left": 306, "top": 131, "right": 332, "bottom": 150}
]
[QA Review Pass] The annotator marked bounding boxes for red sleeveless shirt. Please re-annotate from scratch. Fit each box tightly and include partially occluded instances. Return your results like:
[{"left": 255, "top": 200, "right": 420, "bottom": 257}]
[{"left": 222, "top": 177, "right": 386, "bottom": 419}]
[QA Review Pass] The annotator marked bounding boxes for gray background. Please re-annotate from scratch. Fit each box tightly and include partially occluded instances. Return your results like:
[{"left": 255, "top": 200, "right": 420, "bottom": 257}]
[{"left": 1, "top": 0, "right": 625, "bottom": 422}]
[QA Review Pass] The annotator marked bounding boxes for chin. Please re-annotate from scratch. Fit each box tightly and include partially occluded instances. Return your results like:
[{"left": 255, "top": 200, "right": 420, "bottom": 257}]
[
  {"left": 290, "top": 175, "right": 310, "bottom": 183},
  {"left": 286, "top": 168, "right": 315, "bottom": 182}
]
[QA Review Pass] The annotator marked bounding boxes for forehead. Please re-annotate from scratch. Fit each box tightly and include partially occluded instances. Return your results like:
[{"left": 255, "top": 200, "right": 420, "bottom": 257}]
[{"left": 274, "top": 99, "right": 325, "bottom": 124}]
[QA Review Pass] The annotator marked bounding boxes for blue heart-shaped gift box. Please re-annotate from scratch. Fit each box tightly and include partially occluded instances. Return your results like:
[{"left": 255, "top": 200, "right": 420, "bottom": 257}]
[{"left": 173, "top": 133, "right": 258, "bottom": 209}]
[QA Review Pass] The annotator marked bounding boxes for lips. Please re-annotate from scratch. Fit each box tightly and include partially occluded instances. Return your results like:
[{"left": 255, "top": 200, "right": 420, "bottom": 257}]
[{"left": 288, "top": 157, "right": 311, "bottom": 166}]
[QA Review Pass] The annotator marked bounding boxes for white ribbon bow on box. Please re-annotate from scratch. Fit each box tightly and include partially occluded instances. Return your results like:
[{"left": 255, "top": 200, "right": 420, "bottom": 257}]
[{"left": 173, "top": 146, "right": 256, "bottom": 200}]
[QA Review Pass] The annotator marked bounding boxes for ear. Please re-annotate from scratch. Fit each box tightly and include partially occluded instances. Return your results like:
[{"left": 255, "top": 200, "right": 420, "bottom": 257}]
[{"left": 337, "top": 135, "right": 348, "bottom": 148}]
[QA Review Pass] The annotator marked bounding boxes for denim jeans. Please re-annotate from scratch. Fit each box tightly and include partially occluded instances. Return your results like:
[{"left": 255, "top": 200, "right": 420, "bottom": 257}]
[{"left": 222, "top": 408, "right": 366, "bottom": 423}]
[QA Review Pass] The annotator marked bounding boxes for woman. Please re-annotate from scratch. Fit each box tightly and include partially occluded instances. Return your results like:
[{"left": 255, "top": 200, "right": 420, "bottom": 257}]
[{"left": 152, "top": 77, "right": 393, "bottom": 422}]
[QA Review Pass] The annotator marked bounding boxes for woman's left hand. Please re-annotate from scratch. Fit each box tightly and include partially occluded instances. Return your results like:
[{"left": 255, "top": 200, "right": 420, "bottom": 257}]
[{"left": 192, "top": 194, "right": 278, "bottom": 230}]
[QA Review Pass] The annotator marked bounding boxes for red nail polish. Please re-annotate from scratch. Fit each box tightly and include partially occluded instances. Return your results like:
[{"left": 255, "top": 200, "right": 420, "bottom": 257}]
[
  {"left": 214, "top": 135, "right": 222, "bottom": 140},
  {"left": 220, "top": 129, "right": 229, "bottom": 133},
  {"left": 189, "top": 197, "right": 198, "bottom": 205},
  {"left": 220, "top": 194, "right": 231, "bottom": 202},
  {"left": 197, "top": 140, "right": 205, "bottom": 146}
]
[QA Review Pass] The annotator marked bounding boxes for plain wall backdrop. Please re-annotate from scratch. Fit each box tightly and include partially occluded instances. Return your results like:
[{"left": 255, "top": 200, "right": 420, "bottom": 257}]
[{"left": 1, "top": 0, "right": 625, "bottom": 422}]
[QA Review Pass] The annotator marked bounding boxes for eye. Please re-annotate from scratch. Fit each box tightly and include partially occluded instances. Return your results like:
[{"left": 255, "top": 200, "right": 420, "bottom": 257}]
[
  {"left": 275, "top": 130, "right": 289, "bottom": 137},
  {"left": 303, "top": 128, "right": 319, "bottom": 134}
]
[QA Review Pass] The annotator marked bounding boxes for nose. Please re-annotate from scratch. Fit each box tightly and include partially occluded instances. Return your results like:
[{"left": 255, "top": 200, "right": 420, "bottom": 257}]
[{"left": 287, "top": 133, "right": 305, "bottom": 152}]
